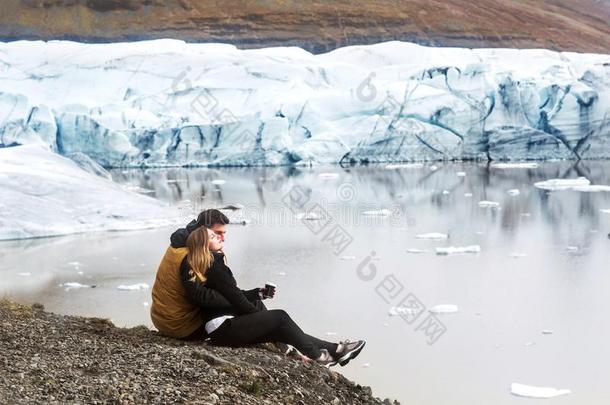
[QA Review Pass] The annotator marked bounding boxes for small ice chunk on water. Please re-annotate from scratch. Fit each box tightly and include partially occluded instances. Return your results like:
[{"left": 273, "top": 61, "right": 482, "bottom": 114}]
[
  {"left": 600, "top": 209, "right": 610, "bottom": 214},
  {"left": 385, "top": 163, "right": 424, "bottom": 170},
  {"left": 456, "top": 172, "right": 466, "bottom": 177},
  {"left": 340, "top": 255, "right": 356, "bottom": 260},
  {"left": 510, "top": 383, "right": 571, "bottom": 398},
  {"left": 17, "top": 272, "right": 31, "bottom": 276},
  {"left": 491, "top": 162, "right": 539, "bottom": 169},
  {"left": 510, "top": 252, "right": 527, "bottom": 258},
  {"left": 325, "top": 331, "right": 338, "bottom": 336},
  {"left": 67, "top": 261, "right": 80, "bottom": 267},
  {"left": 318, "top": 172, "right": 339, "bottom": 179},
  {"left": 211, "top": 179, "right": 226, "bottom": 185},
  {"left": 77, "top": 271, "right": 84, "bottom": 275},
  {"left": 524, "top": 341, "right": 535, "bottom": 347},
  {"left": 295, "top": 212, "right": 324, "bottom": 220},
  {"left": 442, "top": 190, "right": 450, "bottom": 195},
  {"left": 415, "top": 232, "right": 448, "bottom": 240},
  {"left": 566, "top": 246, "right": 579, "bottom": 251},
  {"left": 142, "top": 302, "right": 150, "bottom": 307},
  {"left": 464, "top": 193, "right": 473, "bottom": 197},
  {"left": 534, "top": 177, "right": 593, "bottom": 191},
  {"left": 117, "top": 283, "right": 149, "bottom": 291},
  {"left": 60, "top": 282, "right": 92, "bottom": 290},
  {"left": 388, "top": 306, "right": 416, "bottom": 316},
  {"left": 362, "top": 363, "right": 371, "bottom": 368},
  {"left": 507, "top": 189, "right": 520, "bottom": 196},
  {"left": 429, "top": 304, "right": 459, "bottom": 314},
  {"left": 383, "top": 322, "right": 390, "bottom": 327},
  {"left": 429, "top": 165, "right": 438, "bottom": 171},
  {"left": 436, "top": 245, "right": 481, "bottom": 255},
  {"left": 276, "top": 271, "right": 286, "bottom": 276},
  {"left": 542, "top": 329, "right": 554, "bottom": 335},
  {"left": 406, "top": 248, "right": 429, "bottom": 254},
  {"left": 521, "top": 213, "right": 531, "bottom": 217},
  {"left": 362, "top": 209, "right": 391, "bottom": 216},
  {"left": 478, "top": 200, "right": 500, "bottom": 208}
]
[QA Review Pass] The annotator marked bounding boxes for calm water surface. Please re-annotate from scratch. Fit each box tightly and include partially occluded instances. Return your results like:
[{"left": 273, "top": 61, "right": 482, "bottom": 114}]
[{"left": 2, "top": 161, "right": 610, "bottom": 404}]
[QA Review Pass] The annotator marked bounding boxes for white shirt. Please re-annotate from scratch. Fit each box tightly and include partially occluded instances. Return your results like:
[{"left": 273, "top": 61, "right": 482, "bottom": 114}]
[{"left": 205, "top": 315, "right": 234, "bottom": 334}]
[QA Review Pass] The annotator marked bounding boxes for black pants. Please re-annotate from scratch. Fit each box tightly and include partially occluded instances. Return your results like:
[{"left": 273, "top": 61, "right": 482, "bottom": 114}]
[{"left": 209, "top": 309, "right": 337, "bottom": 360}]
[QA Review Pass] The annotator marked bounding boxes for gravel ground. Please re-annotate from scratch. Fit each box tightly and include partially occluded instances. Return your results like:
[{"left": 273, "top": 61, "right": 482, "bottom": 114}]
[{"left": 0, "top": 300, "right": 397, "bottom": 404}]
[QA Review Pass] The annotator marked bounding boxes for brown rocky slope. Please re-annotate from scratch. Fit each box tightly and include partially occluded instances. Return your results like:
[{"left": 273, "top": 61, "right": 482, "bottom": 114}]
[
  {"left": 0, "top": 0, "right": 608, "bottom": 53},
  {"left": 0, "top": 300, "right": 394, "bottom": 404}
]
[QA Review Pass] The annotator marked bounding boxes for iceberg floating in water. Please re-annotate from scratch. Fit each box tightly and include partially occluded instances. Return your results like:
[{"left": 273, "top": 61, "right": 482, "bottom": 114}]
[
  {"left": 478, "top": 200, "right": 500, "bottom": 208},
  {"left": 429, "top": 304, "right": 459, "bottom": 314},
  {"left": 415, "top": 232, "right": 448, "bottom": 240},
  {"left": 491, "top": 163, "right": 539, "bottom": 169},
  {"left": 436, "top": 245, "right": 481, "bottom": 255},
  {"left": 60, "top": 282, "right": 94, "bottom": 290},
  {"left": 534, "top": 177, "right": 610, "bottom": 192},
  {"left": 117, "top": 283, "right": 150, "bottom": 291},
  {"left": 0, "top": 145, "right": 178, "bottom": 241},
  {"left": 1, "top": 39, "right": 609, "bottom": 167},
  {"left": 510, "top": 383, "right": 571, "bottom": 398}
]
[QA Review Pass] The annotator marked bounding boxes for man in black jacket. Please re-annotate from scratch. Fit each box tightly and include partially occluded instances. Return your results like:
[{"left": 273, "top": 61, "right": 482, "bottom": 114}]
[{"left": 172, "top": 209, "right": 268, "bottom": 340}]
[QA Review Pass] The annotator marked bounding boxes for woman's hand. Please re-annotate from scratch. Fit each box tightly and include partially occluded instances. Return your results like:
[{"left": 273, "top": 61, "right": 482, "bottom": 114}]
[{"left": 259, "top": 285, "right": 276, "bottom": 299}]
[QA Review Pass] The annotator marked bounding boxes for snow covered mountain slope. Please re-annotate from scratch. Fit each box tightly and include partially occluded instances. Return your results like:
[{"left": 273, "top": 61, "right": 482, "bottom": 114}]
[
  {"left": 1, "top": 40, "right": 609, "bottom": 166},
  {"left": 0, "top": 145, "right": 178, "bottom": 240}
]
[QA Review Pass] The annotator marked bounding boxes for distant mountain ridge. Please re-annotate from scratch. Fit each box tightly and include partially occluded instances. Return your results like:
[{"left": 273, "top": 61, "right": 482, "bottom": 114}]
[{"left": 1, "top": 0, "right": 609, "bottom": 53}]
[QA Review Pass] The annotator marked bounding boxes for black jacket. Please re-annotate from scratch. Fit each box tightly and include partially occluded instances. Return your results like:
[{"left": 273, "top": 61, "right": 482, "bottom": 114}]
[
  {"left": 181, "top": 252, "right": 262, "bottom": 323},
  {"left": 170, "top": 220, "right": 199, "bottom": 248}
]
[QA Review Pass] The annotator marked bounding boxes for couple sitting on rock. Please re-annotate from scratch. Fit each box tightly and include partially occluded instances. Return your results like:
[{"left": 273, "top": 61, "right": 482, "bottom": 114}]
[{"left": 150, "top": 209, "right": 365, "bottom": 367}]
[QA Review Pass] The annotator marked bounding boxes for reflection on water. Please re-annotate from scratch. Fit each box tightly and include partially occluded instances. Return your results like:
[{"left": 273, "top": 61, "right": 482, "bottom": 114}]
[{"left": 2, "top": 161, "right": 610, "bottom": 405}]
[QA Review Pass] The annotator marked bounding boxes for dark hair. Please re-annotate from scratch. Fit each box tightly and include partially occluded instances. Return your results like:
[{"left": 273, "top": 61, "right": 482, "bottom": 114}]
[{"left": 195, "top": 209, "right": 229, "bottom": 228}]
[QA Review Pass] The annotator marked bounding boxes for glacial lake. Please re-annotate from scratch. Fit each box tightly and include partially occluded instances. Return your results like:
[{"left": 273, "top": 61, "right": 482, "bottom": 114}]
[{"left": 2, "top": 161, "right": 610, "bottom": 404}]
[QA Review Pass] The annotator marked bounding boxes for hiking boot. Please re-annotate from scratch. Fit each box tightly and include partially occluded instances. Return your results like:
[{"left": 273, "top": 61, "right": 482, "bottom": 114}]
[
  {"left": 315, "top": 349, "right": 337, "bottom": 367},
  {"left": 335, "top": 339, "right": 366, "bottom": 366}
]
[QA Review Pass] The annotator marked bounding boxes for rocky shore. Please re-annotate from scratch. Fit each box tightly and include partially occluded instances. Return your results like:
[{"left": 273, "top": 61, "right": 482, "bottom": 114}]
[{"left": 0, "top": 300, "right": 395, "bottom": 404}]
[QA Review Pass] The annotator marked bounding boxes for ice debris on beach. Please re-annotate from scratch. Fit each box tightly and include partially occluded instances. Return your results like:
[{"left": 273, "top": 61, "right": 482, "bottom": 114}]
[
  {"left": 436, "top": 245, "right": 481, "bottom": 255},
  {"left": 117, "top": 283, "right": 150, "bottom": 291},
  {"left": 510, "top": 383, "right": 571, "bottom": 398}
]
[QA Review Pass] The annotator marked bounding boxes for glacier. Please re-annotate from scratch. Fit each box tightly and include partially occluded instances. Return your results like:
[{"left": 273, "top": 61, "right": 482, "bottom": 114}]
[{"left": 0, "top": 39, "right": 609, "bottom": 166}]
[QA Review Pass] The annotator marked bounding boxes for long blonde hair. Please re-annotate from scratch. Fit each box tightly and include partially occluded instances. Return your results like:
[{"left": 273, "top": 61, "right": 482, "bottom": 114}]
[{"left": 186, "top": 227, "right": 215, "bottom": 283}]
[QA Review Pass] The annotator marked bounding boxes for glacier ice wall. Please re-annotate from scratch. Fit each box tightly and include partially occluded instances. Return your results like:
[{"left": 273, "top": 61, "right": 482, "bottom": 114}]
[{"left": 0, "top": 40, "right": 609, "bottom": 166}]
